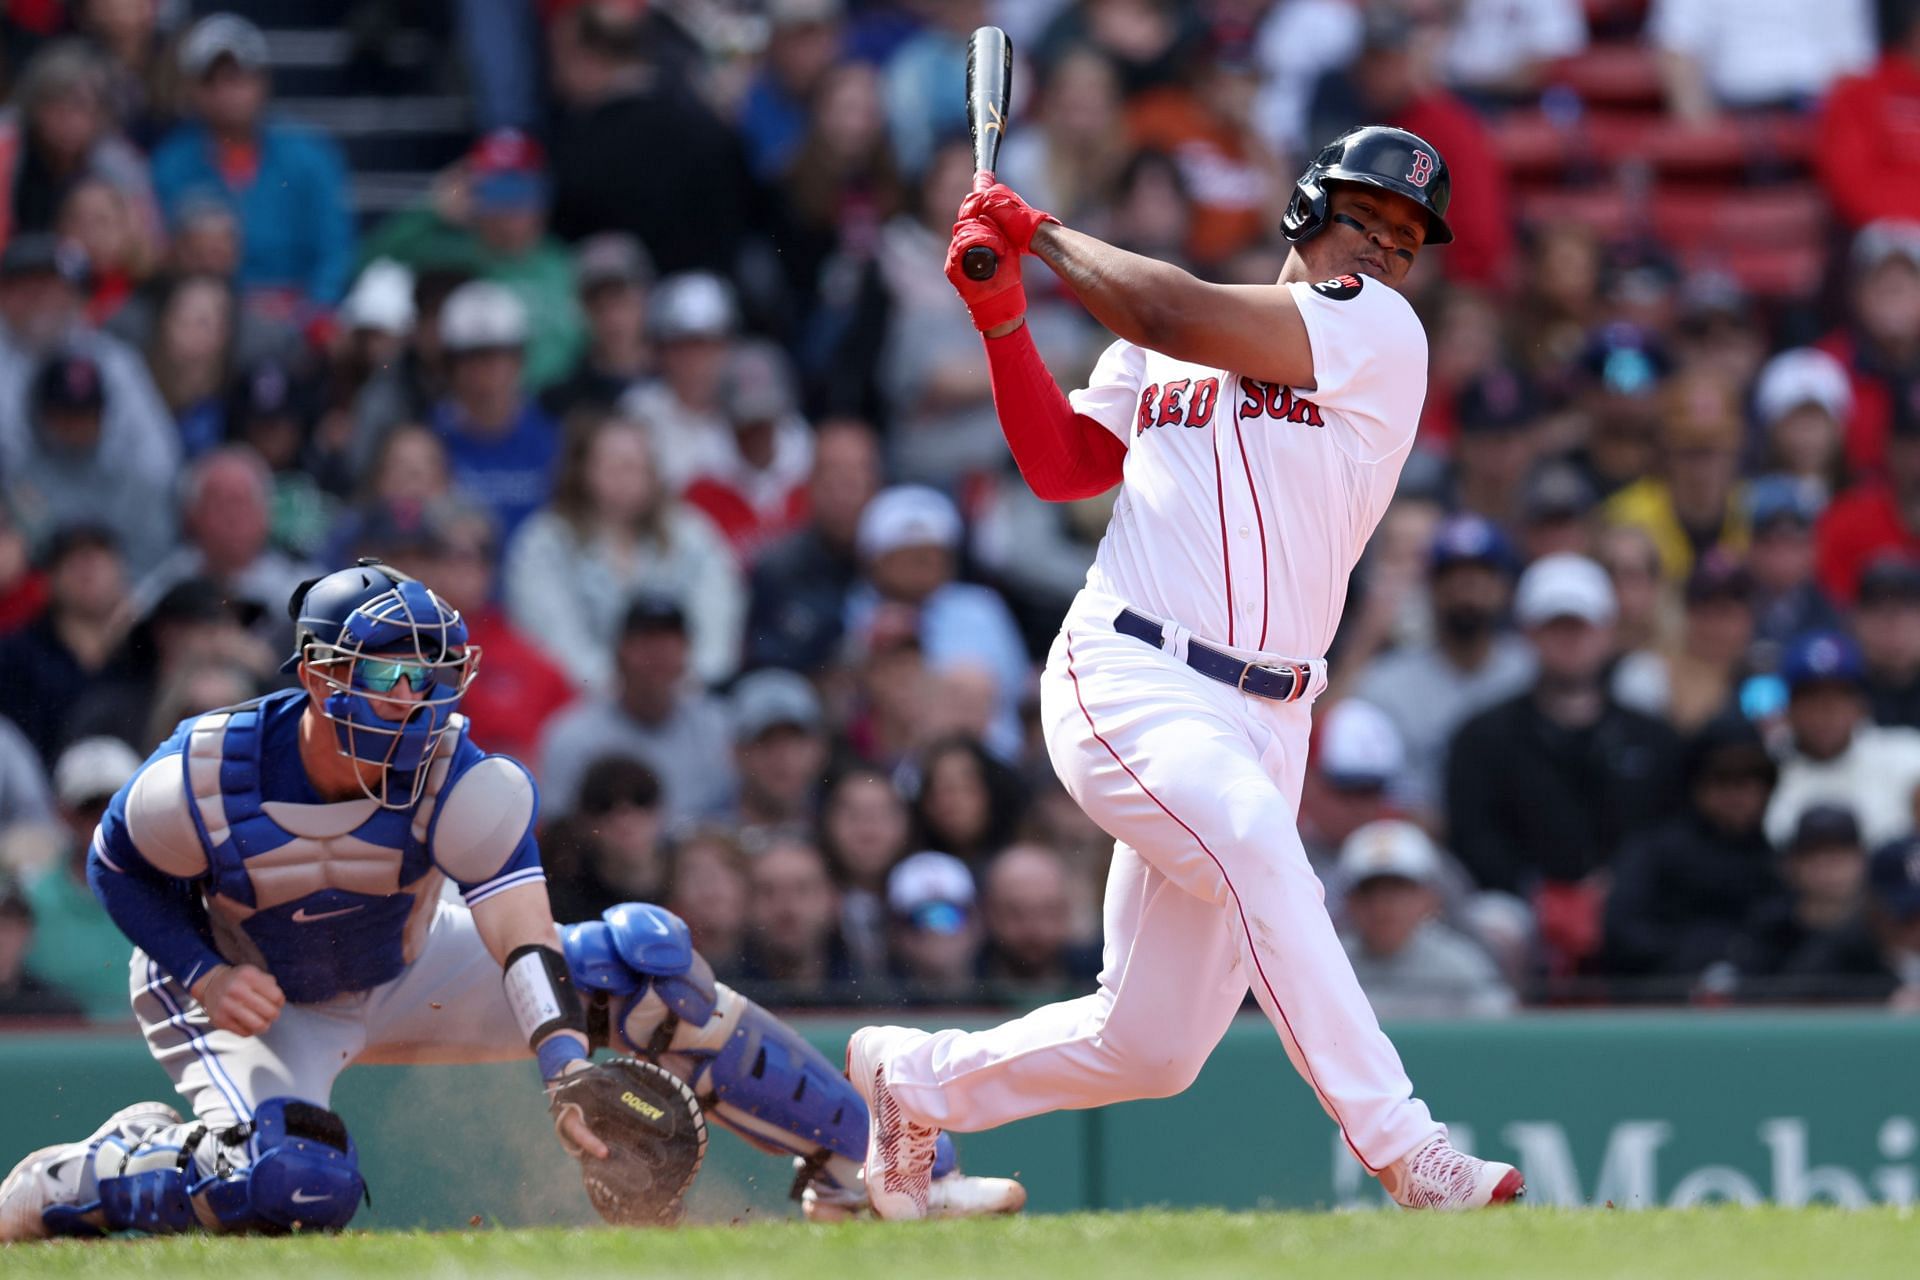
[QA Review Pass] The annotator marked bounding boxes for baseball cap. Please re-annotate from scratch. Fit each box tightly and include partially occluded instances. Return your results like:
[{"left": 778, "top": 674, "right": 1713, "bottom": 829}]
[
  {"left": 1754, "top": 348, "right": 1851, "bottom": 428},
  {"left": 1788, "top": 804, "right": 1862, "bottom": 855},
  {"left": 340, "top": 259, "right": 417, "bottom": 335},
  {"left": 1521, "top": 462, "right": 1597, "bottom": 524},
  {"left": 1684, "top": 550, "right": 1752, "bottom": 607},
  {"left": 622, "top": 594, "right": 688, "bottom": 635},
  {"left": 1868, "top": 835, "right": 1920, "bottom": 919},
  {"left": 1745, "top": 473, "right": 1824, "bottom": 531},
  {"left": 575, "top": 233, "right": 654, "bottom": 294},
  {"left": 887, "top": 851, "right": 976, "bottom": 933},
  {"left": 1579, "top": 324, "right": 1671, "bottom": 398},
  {"left": 769, "top": 0, "right": 844, "bottom": 27},
  {"left": 31, "top": 352, "right": 105, "bottom": 415},
  {"left": 53, "top": 736, "right": 141, "bottom": 809},
  {"left": 229, "top": 359, "right": 312, "bottom": 426},
  {"left": 180, "top": 13, "right": 270, "bottom": 78},
  {"left": 1780, "top": 630, "right": 1865, "bottom": 691},
  {"left": 146, "top": 576, "right": 264, "bottom": 630},
  {"left": 439, "top": 280, "right": 528, "bottom": 353},
  {"left": 722, "top": 340, "right": 797, "bottom": 426},
  {"left": 467, "top": 128, "right": 548, "bottom": 213},
  {"left": 1428, "top": 512, "right": 1514, "bottom": 575},
  {"left": 1515, "top": 553, "right": 1616, "bottom": 628},
  {"left": 0, "top": 233, "right": 89, "bottom": 286},
  {"left": 1317, "top": 700, "right": 1405, "bottom": 791},
  {"left": 41, "top": 522, "right": 118, "bottom": 569},
  {"left": 1453, "top": 366, "right": 1537, "bottom": 436},
  {"left": 1676, "top": 269, "right": 1751, "bottom": 329},
  {"left": 1337, "top": 820, "right": 1442, "bottom": 888},
  {"left": 1857, "top": 555, "right": 1920, "bottom": 608},
  {"left": 1851, "top": 220, "right": 1920, "bottom": 274},
  {"left": 650, "top": 273, "right": 738, "bottom": 343},
  {"left": 731, "top": 668, "right": 822, "bottom": 743},
  {"left": 857, "top": 485, "right": 962, "bottom": 561}
]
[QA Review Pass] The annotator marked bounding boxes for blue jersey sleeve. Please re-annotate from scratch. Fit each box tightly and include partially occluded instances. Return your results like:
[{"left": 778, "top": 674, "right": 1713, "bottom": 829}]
[
  {"left": 89, "top": 750, "right": 225, "bottom": 990},
  {"left": 427, "top": 752, "right": 545, "bottom": 906}
]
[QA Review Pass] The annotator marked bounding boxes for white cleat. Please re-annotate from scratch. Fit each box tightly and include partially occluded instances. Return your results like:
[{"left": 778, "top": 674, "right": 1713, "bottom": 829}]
[
  {"left": 1379, "top": 1136, "right": 1526, "bottom": 1211},
  {"left": 844, "top": 1026, "right": 941, "bottom": 1221},
  {"left": 800, "top": 1169, "right": 1028, "bottom": 1223},
  {"left": 0, "top": 1101, "right": 183, "bottom": 1242}
]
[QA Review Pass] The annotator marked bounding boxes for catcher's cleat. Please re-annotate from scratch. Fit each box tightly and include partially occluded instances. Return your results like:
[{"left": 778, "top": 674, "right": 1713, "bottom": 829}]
[
  {"left": 799, "top": 1165, "right": 1027, "bottom": 1223},
  {"left": 845, "top": 1026, "right": 940, "bottom": 1221},
  {"left": 0, "top": 1101, "right": 183, "bottom": 1242},
  {"left": 1379, "top": 1136, "right": 1525, "bottom": 1210}
]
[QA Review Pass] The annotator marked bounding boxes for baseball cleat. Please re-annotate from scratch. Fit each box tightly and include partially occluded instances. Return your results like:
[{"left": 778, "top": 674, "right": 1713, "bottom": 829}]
[
  {"left": 800, "top": 1169, "right": 1028, "bottom": 1223},
  {"left": 1379, "top": 1136, "right": 1525, "bottom": 1211},
  {"left": 0, "top": 1101, "right": 183, "bottom": 1242},
  {"left": 845, "top": 1025, "right": 941, "bottom": 1220}
]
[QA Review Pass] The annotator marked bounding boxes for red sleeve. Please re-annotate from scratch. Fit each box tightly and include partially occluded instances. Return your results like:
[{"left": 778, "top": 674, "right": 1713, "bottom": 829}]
[{"left": 985, "top": 325, "right": 1128, "bottom": 502}]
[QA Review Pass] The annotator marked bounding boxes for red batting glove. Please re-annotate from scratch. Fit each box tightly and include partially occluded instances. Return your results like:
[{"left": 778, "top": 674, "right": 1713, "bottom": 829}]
[
  {"left": 946, "top": 217, "right": 1027, "bottom": 332},
  {"left": 958, "top": 173, "right": 1059, "bottom": 255}
]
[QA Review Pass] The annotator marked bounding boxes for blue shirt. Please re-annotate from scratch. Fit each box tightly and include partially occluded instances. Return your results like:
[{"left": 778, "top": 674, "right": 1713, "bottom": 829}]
[{"left": 431, "top": 397, "right": 559, "bottom": 542}]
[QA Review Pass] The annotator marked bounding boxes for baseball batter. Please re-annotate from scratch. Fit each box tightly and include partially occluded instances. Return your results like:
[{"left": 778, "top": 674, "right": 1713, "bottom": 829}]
[
  {"left": 0, "top": 561, "right": 1020, "bottom": 1240},
  {"left": 849, "top": 126, "right": 1527, "bottom": 1215}
]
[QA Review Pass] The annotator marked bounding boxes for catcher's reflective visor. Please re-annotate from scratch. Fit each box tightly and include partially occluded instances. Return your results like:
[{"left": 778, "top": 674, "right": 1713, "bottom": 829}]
[{"left": 357, "top": 654, "right": 463, "bottom": 693}]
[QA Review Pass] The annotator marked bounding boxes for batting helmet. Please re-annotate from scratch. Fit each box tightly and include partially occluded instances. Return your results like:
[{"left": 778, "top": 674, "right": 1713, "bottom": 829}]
[{"left": 1282, "top": 125, "right": 1454, "bottom": 246}]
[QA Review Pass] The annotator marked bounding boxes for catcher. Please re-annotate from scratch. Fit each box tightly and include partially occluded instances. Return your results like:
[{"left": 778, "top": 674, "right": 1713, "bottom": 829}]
[{"left": 0, "top": 562, "right": 1022, "bottom": 1239}]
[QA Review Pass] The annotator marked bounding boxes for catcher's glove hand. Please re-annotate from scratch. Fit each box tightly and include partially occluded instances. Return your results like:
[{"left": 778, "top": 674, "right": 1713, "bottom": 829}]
[{"left": 548, "top": 1057, "right": 708, "bottom": 1226}]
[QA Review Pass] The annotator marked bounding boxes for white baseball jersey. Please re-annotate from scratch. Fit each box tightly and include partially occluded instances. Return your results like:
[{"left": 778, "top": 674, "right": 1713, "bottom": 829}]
[{"left": 1067, "top": 274, "right": 1428, "bottom": 657}]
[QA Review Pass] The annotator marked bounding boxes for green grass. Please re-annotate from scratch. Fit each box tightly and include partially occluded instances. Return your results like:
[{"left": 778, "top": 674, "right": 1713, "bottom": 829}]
[{"left": 2, "top": 1207, "right": 1913, "bottom": 1280}]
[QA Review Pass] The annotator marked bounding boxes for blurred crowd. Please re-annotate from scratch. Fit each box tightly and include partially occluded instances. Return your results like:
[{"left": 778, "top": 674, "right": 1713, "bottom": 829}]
[{"left": 5, "top": 0, "right": 1920, "bottom": 1024}]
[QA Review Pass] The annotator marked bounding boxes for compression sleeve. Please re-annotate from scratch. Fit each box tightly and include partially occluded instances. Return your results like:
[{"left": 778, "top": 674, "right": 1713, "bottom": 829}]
[
  {"left": 89, "top": 817, "right": 225, "bottom": 991},
  {"left": 986, "top": 326, "right": 1128, "bottom": 502}
]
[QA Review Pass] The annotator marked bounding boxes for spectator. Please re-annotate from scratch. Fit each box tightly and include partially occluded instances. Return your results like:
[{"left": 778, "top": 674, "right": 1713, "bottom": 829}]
[
  {"left": 150, "top": 14, "right": 354, "bottom": 312},
  {"left": 1752, "top": 349, "right": 1851, "bottom": 499},
  {"left": 1507, "top": 222, "right": 1603, "bottom": 388},
  {"left": 536, "top": 595, "right": 736, "bottom": 823},
  {"left": 1775, "top": 832, "right": 1920, "bottom": 1005},
  {"left": 0, "top": 871, "right": 83, "bottom": 1019},
  {"left": 1602, "top": 715, "right": 1780, "bottom": 985},
  {"left": 18, "top": 735, "right": 138, "bottom": 1017},
  {"left": 359, "top": 128, "right": 585, "bottom": 391},
  {"left": 839, "top": 603, "right": 932, "bottom": 772},
  {"left": 1254, "top": 0, "right": 1367, "bottom": 159},
  {"left": 7, "top": 349, "right": 174, "bottom": 575},
  {"left": 1605, "top": 368, "right": 1748, "bottom": 585},
  {"left": 818, "top": 767, "right": 911, "bottom": 979},
  {"left": 503, "top": 411, "right": 743, "bottom": 691},
  {"left": 1446, "top": 367, "right": 1540, "bottom": 529},
  {"left": 994, "top": 44, "right": 1129, "bottom": 231},
  {"left": 543, "top": 756, "right": 668, "bottom": 924},
  {"left": 140, "top": 655, "right": 258, "bottom": 751},
  {"left": 544, "top": 1, "right": 753, "bottom": 276},
  {"left": 731, "top": 668, "right": 829, "bottom": 838},
  {"left": 1818, "top": 222, "right": 1920, "bottom": 479},
  {"left": 74, "top": 0, "right": 183, "bottom": 148},
  {"left": 1745, "top": 476, "right": 1846, "bottom": 671},
  {"left": 1731, "top": 805, "right": 1869, "bottom": 992},
  {"left": 681, "top": 340, "right": 814, "bottom": 562},
  {"left": 0, "top": 39, "right": 159, "bottom": 250},
  {"left": 56, "top": 174, "right": 153, "bottom": 327},
  {"left": 886, "top": 849, "right": 981, "bottom": 1000},
  {"left": 1516, "top": 460, "right": 1600, "bottom": 564},
  {"left": 907, "top": 735, "right": 1026, "bottom": 867},
  {"left": 143, "top": 273, "right": 233, "bottom": 457},
  {"left": 1447, "top": 554, "right": 1684, "bottom": 970},
  {"left": 1766, "top": 631, "right": 1920, "bottom": 850},
  {"left": 227, "top": 358, "right": 335, "bottom": 560},
  {"left": 737, "top": 0, "right": 848, "bottom": 182},
  {"left": 745, "top": 417, "right": 882, "bottom": 673},
  {"left": 1566, "top": 324, "right": 1671, "bottom": 504},
  {"left": 618, "top": 272, "right": 738, "bottom": 492},
  {"left": 1299, "top": 698, "right": 1407, "bottom": 876},
  {"left": 1104, "top": 147, "right": 1196, "bottom": 269},
  {"left": 133, "top": 446, "right": 317, "bottom": 638},
  {"left": 1353, "top": 514, "right": 1534, "bottom": 818},
  {"left": 0, "top": 525, "right": 132, "bottom": 767},
  {"left": 1443, "top": 0, "right": 1587, "bottom": 105},
  {"left": 1337, "top": 820, "right": 1516, "bottom": 1020},
  {"left": 344, "top": 266, "right": 467, "bottom": 468},
  {"left": 846, "top": 485, "right": 1030, "bottom": 757},
  {"left": 662, "top": 828, "right": 752, "bottom": 977},
  {"left": 1817, "top": 6, "right": 1920, "bottom": 229},
  {"left": 0, "top": 233, "right": 179, "bottom": 485},
  {"left": 543, "top": 233, "right": 653, "bottom": 420},
  {"left": 739, "top": 835, "right": 855, "bottom": 993},
  {"left": 1613, "top": 551, "right": 1756, "bottom": 733},
  {"left": 1651, "top": 0, "right": 1872, "bottom": 121},
  {"left": 880, "top": 0, "right": 983, "bottom": 175},
  {"left": 977, "top": 843, "right": 1099, "bottom": 992},
  {"left": 1857, "top": 555, "right": 1920, "bottom": 729},
  {"left": 324, "top": 421, "right": 453, "bottom": 567},
  {"left": 971, "top": 478, "right": 1108, "bottom": 651}
]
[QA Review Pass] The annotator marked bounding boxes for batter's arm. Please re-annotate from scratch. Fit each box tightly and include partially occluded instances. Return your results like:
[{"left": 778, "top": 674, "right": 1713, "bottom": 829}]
[
  {"left": 985, "top": 323, "right": 1127, "bottom": 501},
  {"left": 1031, "top": 224, "right": 1315, "bottom": 387}
]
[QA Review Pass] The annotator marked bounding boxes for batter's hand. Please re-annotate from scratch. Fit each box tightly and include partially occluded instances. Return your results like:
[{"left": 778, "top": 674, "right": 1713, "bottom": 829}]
[
  {"left": 192, "top": 963, "right": 286, "bottom": 1037},
  {"left": 946, "top": 217, "right": 1026, "bottom": 331},
  {"left": 959, "top": 173, "right": 1059, "bottom": 255}
]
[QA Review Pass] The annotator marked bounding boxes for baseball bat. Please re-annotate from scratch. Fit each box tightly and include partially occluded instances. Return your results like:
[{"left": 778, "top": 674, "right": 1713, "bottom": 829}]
[{"left": 962, "top": 25, "right": 1013, "bottom": 283}]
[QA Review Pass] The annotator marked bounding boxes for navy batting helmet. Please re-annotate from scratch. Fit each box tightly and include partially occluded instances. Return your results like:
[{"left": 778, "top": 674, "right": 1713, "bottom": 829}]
[{"left": 1282, "top": 125, "right": 1453, "bottom": 246}]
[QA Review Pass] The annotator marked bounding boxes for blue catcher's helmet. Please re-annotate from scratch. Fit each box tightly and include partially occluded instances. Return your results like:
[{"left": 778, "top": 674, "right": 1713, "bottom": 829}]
[{"left": 283, "top": 559, "right": 481, "bottom": 807}]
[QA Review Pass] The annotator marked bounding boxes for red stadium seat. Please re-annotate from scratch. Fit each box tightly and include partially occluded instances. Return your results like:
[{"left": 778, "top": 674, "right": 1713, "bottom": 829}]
[
  {"left": 1551, "top": 44, "right": 1664, "bottom": 109},
  {"left": 1516, "top": 186, "right": 1636, "bottom": 239},
  {"left": 1586, "top": 112, "right": 1815, "bottom": 176},
  {"left": 1680, "top": 241, "right": 1825, "bottom": 299},
  {"left": 1492, "top": 111, "right": 1576, "bottom": 178},
  {"left": 1651, "top": 185, "right": 1827, "bottom": 250}
]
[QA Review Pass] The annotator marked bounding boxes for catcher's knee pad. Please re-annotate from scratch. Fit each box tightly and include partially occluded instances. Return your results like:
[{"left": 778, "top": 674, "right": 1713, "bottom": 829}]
[{"left": 196, "top": 1099, "right": 365, "bottom": 1233}]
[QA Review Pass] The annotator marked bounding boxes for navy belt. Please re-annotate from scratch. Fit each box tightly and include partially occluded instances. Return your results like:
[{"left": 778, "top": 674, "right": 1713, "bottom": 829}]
[{"left": 1112, "top": 609, "right": 1311, "bottom": 703}]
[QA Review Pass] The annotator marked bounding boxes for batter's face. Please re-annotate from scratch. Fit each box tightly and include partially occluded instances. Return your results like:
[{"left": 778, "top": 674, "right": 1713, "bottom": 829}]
[{"left": 1306, "top": 186, "right": 1430, "bottom": 288}]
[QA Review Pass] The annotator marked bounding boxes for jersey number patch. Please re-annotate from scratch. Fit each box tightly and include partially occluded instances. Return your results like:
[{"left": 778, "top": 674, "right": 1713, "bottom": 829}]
[{"left": 1310, "top": 275, "right": 1363, "bottom": 301}]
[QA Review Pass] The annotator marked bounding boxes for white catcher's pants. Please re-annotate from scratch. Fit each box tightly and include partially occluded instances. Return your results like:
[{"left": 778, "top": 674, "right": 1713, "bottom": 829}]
[{"left": 884, "top": 591, "right": 1445, "bottom": 1172}]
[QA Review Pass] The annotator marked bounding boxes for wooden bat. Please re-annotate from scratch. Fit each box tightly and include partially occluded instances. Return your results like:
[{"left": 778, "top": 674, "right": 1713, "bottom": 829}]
[{"left": 962, "top": 25, "right": 1013, "bottom": 283}]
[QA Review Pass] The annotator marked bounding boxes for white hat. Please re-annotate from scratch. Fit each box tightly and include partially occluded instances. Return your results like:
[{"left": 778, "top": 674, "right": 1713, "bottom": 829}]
[
  {"left": 650, "top": 272, "right": 738, "bottom": 342},
  {"left": 180, "top": 13, "right": 269, "bottom": 78},
  {"left": 1754, "top": 348, "right": 1851, "bottom": 427},
  {"left": 1337, "top": 819, "right": 1442, "bottom": 887},
  {"left": 54, "top": 736, "right": 142, "bottom": 808},
  {"left": 439, "top": 280, "right": 528, "bottom": 352},
  {"left": 1317, "top": 699, "right": 1404, "bottom": 787},
  {"left": 340, "top": 259, "right": 416, "bottom": 336},
  {"left": 856, "top": 485, "right": 961, "bottom": 560},
  {"left": 1515, "top": 552, "right": 1616, "bottom": 628},
  {"left": 886, "top": 850, "right": 976, "bottom": 918}
]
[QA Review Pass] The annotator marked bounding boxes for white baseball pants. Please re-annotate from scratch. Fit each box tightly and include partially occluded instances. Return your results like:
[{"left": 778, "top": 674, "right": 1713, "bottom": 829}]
[{"left": 882, "top": 591, "right": 1445, "bottom": 1172}]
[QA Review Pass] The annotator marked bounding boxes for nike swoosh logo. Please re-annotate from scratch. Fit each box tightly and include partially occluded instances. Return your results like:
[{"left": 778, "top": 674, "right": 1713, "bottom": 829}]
[
  {"left": 290, "top": 1189, "right": 333, "bottom": 1204},
  {"left": 290, "top": 905, "right": 363, "bottom": 924}
]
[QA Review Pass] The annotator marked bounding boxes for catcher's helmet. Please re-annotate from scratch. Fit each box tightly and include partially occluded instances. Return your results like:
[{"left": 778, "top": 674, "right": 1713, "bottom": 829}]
[{"left": 1282, "top": 124, "right": 1453, "bottom": 246}]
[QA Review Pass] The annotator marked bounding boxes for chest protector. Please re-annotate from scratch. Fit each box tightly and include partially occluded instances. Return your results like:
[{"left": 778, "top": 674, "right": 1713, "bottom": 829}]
[{"left": 179, "top": 703, "right": 457, "bottom": 1003}]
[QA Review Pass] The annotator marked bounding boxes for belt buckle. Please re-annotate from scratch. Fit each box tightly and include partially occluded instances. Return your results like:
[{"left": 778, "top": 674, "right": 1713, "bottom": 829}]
[{"left": 1237, "top": 660, "right": 1307, "bottom": 702}]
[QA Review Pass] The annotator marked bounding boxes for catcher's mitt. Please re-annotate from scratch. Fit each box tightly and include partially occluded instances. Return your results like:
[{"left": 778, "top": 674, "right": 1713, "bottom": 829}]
[{"left": 548, "top": 1057, "right": 708, "bottom": 1226}]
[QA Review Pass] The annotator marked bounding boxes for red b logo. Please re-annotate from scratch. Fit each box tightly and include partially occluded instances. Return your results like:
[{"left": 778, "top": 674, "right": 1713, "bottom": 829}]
[{"left": 1407, "top": 151, "right": 1434, "bottom": 187}]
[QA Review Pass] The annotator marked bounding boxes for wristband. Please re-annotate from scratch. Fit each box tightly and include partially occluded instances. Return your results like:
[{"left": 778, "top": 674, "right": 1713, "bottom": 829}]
[{"left": 505, "top": 944, "right": 587, "bottom": 1070}]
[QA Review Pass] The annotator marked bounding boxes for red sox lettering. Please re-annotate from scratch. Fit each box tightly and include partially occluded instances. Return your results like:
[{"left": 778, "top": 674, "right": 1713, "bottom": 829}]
[{"left": 1133, "top": 376, "right": 1322, "bottom": 436}]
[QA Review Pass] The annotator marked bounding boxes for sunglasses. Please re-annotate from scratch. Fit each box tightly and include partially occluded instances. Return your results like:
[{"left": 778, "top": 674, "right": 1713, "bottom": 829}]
[{"left": 357, "top": 655, "right": 457, "bottom": 694}]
